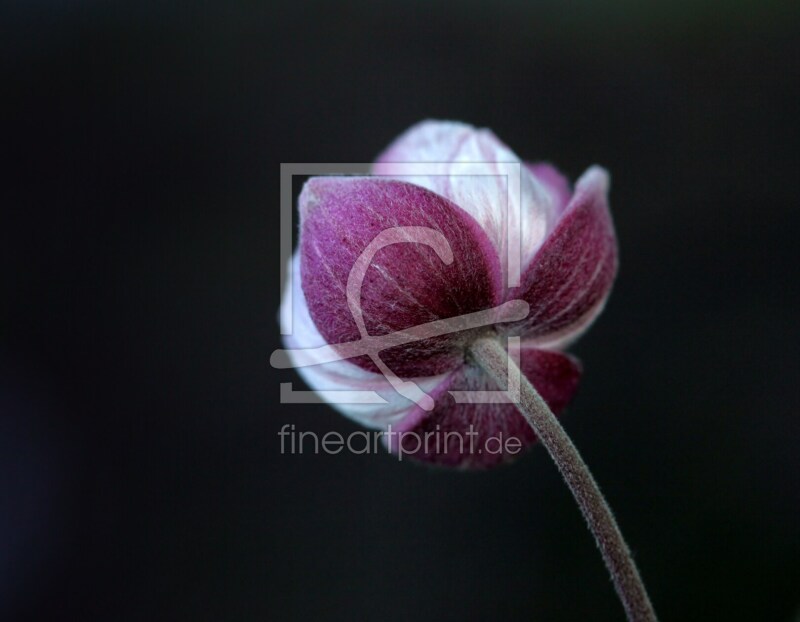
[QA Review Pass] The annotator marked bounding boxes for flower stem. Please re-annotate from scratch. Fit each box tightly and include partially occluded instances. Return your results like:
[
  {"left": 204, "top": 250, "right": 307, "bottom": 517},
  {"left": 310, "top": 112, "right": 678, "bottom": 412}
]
[{"left": 468, "top": 336, "right": 658, "bottom": 622}]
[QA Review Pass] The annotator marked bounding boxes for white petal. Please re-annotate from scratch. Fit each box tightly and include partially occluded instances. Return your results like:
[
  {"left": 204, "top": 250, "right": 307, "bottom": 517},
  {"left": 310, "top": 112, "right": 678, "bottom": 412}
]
[
  {"left": 278, "top": 253, "right": 447, "bottom": 429},
  {"left": 373, "top": 120, "right": 562, "bottom": 282}
]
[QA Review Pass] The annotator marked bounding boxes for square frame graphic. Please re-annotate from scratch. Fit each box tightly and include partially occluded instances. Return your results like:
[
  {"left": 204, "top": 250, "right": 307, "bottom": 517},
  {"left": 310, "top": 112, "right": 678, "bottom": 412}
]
[{"left": 277, "top": 162, "right": 523, "bottom": 405}]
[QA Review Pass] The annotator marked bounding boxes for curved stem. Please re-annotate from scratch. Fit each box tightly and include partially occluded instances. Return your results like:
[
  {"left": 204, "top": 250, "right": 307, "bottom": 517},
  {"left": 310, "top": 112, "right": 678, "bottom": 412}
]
[{"left": 468, "top": 336, "right": 658, "bottom": 622}]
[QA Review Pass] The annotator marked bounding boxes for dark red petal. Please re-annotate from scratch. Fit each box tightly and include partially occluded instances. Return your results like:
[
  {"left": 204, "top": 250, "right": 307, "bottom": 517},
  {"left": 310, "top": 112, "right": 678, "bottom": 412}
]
[
  {"left": 504, "top": 167, "right": 618, "bottom": 346},
  {"left": 386, "top": 347, "right": 581, "bottom": 468},
  {"left": 300, "top": 177, "right": 502, "bottom": 378}
]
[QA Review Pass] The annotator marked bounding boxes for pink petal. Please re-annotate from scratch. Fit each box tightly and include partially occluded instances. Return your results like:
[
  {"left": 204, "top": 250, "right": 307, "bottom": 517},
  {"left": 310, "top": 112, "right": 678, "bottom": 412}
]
[
  {"left": 386, "top": 346, "right": 581, "bottom": 468},
  {"left": 299, "top": 177, "right": 502, "bottom": 378},
  {"left": 280, "top": 254, "right": 447, "bottom": 429},
  {"left": 373, "top": 120, "right": 566, "bottom": 283},
  {"left": 504, "top": 166, "right": 618, "bottom": 348},
  {"left": 526, "top": 162, "right": 572, "bottom": 216}
]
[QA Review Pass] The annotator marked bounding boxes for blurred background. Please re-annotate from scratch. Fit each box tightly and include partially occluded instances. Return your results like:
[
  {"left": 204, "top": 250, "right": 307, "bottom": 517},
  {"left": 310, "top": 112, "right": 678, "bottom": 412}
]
[{"left": 2, "top": 1, "right": 799, "bottom": 620}]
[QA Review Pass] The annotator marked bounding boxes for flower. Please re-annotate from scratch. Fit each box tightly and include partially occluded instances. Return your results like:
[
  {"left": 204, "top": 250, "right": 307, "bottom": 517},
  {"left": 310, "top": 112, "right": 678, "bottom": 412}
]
[{"left": 280, "top": 120, "right": 617, "bottom": 468}]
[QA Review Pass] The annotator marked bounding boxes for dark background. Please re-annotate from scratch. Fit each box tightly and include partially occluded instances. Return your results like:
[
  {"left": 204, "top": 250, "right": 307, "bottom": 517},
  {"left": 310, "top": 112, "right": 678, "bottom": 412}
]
[{"left": 3, "top": 1, "right": 799, "bottom": 620}]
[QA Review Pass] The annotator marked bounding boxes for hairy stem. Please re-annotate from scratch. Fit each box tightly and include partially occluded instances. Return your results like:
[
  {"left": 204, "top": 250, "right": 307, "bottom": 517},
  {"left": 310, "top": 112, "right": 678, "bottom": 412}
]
[{"left": 468, "top": 336, "right": 658, "bottom": 622}]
